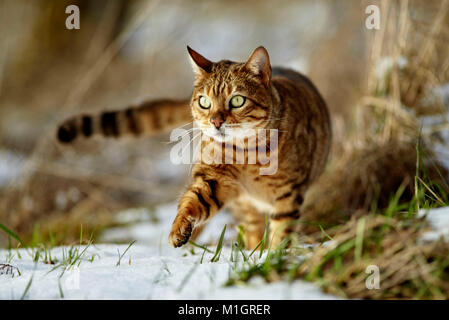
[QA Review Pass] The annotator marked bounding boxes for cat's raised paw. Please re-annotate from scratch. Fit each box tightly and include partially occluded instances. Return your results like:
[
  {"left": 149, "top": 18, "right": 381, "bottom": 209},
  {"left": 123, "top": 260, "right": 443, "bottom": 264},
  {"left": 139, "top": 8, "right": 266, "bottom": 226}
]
[{"left": 169, "top": 216, "right": 194, "bottom": 248}]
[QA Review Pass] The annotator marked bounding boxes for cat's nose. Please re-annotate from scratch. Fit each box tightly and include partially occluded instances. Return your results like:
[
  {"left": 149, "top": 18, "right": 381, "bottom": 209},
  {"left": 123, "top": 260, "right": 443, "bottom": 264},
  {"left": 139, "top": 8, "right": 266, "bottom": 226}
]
[{"left": 210, "top": 117, "right": 225, "bottom": 129}]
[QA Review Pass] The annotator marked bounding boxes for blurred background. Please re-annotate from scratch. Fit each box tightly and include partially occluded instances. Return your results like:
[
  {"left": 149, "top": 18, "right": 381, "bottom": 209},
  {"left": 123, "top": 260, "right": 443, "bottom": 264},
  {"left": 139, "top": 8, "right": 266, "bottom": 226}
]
[{"left": 0, "top": 0, "right": 448, "bottom": 246}]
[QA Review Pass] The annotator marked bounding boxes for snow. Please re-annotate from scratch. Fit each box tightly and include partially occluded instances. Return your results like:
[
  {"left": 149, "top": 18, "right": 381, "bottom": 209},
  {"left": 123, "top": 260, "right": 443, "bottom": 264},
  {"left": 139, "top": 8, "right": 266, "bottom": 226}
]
[
  {"left": 2, "top": 199, "right": 449, "bottom": 300},
  {"left": 375, "top": 56, "right": 408, "bottom": 80},
  {"left": 0, "top": 203, "right": 337, "bottom": 300},
  {"left": 2, "top": 144, "right": 449, "bottom": 300},
  {"left": 420, "top": 82, "right": 449, "bottom": 174},
  {"left": 0, "top": 149, "right": 23, "bottom": 187},
  {"left": 418, "top": 206, "right": 449, "bottom": 243},
  {"left": 100, "top": 203, "right": 238, "bottom": 246},
  {"left": 421, "top": 110, "right": 449, "bottom": 174},
  {"left": 0, "top": 244, "right": 336, "bottom": 300},
  {"left": 2, "top": 203, "right": 449, "bottom": 300},
  {"left": 1, "top": 157, "right": 449, "bottom": 300}
]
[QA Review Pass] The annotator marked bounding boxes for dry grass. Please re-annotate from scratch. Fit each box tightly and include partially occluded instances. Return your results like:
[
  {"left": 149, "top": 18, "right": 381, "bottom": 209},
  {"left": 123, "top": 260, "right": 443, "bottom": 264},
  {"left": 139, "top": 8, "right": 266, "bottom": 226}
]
[
  {"left": 288, "top": 0, "right": 449, "bottom": 299},
  {"left": 297, "top": 215, "right": 449, "bottom": 299},
  {"left": 301, "top": 0, "right": 449, "bottom": 229}
]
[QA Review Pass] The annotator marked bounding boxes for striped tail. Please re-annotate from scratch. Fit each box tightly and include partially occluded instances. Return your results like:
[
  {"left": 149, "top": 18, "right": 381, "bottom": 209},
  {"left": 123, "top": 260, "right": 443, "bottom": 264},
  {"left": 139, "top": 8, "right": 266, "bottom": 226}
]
[{"left": 57, "top": 99, "right": 192, "bottom": 143}]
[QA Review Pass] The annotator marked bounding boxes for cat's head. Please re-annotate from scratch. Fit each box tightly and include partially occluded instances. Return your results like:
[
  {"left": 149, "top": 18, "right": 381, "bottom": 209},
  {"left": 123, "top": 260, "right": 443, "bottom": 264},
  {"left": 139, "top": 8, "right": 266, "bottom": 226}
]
[{"left": 188, "top": 46, "right": 274, "bottom": 142}]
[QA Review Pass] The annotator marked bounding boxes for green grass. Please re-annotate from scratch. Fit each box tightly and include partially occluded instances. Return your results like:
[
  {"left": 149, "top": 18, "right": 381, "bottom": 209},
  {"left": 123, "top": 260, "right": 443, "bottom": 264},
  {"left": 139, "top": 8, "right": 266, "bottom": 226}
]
[
  {"left": 210, "top": 224, "right": 227, "bottom": 263},
  {"left": 116, "top": 240, "right": 136, "bottom": 266},
  {"left": 0, "top": 223, "right": 139, "bottom": 299},
  {"left": 0, "top": 223, "right": 99, "bottom": 282},
  {"left": 20, "top": 272, "right": 34, "bottom": 300},
  {"left": 0, "top": 224, "right": 27, "bottom": 248}
]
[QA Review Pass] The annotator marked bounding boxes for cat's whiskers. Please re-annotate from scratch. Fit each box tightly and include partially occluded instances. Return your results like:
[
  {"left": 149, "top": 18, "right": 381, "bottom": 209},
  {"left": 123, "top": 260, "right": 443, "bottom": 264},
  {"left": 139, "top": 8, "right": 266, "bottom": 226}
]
[
  {"left": 177, "top": 129, "right": 201, "bottom": 142},
  {"left": 180, "top": 131, "right": 202, "bottom": 156},
  {"left": 163, "top": 127, "right": 201, "bottom": 144},
  {"left": 177, "top": 121, "right": 194, "bottom": 128}
]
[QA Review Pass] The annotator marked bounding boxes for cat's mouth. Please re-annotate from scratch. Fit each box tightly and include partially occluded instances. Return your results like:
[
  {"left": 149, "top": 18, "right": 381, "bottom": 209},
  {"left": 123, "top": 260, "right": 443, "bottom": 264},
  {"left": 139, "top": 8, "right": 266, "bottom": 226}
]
[
  {"left": 204, "top": 128, "right": 232, "bottom": 142},
  {"left": 203, "top": 126, "right": 257, "bottom": 143}
]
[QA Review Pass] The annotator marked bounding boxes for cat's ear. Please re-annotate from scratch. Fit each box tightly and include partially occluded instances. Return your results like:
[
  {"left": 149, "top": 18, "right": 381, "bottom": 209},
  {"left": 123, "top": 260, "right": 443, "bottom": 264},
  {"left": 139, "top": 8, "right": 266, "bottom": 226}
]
[
  {"left": 187, "top": 46, "right": 213, "bottom": 77},
  {"left": 244, "top": 46, "right": 271, "bottom": 87}
]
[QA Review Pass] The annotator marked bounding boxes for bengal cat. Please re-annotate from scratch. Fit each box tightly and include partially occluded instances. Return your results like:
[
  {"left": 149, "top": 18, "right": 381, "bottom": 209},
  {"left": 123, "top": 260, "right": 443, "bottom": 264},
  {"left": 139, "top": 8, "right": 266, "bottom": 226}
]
[{"left": 57, "top": 46, "right": 331, "bottom": 249}]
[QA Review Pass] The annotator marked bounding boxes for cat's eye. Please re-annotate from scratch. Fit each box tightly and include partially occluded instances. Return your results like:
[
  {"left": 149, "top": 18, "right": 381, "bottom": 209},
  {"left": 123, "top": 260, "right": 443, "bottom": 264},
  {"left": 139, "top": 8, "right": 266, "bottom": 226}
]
[
  {"left": 230, "top": 95, "right": 246, "bottom": 108},
  {"left": 198, "top": 96, "right": 211, "bottom": 109}
]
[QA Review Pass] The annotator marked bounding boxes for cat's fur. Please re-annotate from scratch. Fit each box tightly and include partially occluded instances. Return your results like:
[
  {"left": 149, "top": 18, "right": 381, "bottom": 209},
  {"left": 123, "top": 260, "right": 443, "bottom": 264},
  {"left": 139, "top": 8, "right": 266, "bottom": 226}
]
[{"left": 57, "top": 46, "right": 331, "bottom": 248}]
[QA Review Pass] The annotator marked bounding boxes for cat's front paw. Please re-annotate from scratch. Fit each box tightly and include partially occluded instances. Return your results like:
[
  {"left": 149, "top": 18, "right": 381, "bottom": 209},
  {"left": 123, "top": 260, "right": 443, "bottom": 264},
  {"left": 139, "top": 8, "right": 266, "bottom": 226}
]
[{"left": 169, "top": 215, "right": 194, "bottom": 248}]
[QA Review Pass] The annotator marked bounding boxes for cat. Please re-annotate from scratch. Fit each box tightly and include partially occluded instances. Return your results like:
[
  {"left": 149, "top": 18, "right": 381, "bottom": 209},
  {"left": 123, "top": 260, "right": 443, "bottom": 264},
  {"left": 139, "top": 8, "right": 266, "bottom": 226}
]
[{"left": 57, "top": 46, "right": 332, "bottom": 249}]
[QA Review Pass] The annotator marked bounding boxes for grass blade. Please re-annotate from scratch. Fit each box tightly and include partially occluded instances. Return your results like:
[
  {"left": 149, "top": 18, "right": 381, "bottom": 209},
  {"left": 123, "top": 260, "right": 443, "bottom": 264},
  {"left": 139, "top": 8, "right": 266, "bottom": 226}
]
[
  {"left": 0, "top": 224, "right": 26, "bottom": 248},
  {"left": 211, "top": 225, "right": 227, "bottom": 263},
  {"left": 188, "top": 240, "right": 214, "bottom": 253},
  {"left": 116, "top": 240, "right": 136, "bottom": 266},
  {"left": 20, "top": 274, "right": 34, "bottom": 300}
]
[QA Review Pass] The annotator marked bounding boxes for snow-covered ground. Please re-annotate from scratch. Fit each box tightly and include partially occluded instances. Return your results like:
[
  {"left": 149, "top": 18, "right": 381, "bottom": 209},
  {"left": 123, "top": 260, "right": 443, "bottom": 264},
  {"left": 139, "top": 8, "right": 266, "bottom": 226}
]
[
  {"left": 0, "top": 203, "right": 337, "bottom": 300},
  {"left": 0, "top": 243, "right": 335, "bottom": 300},
  {"left": 2, "top": 203, "right": 449, "bottom": 300}
]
